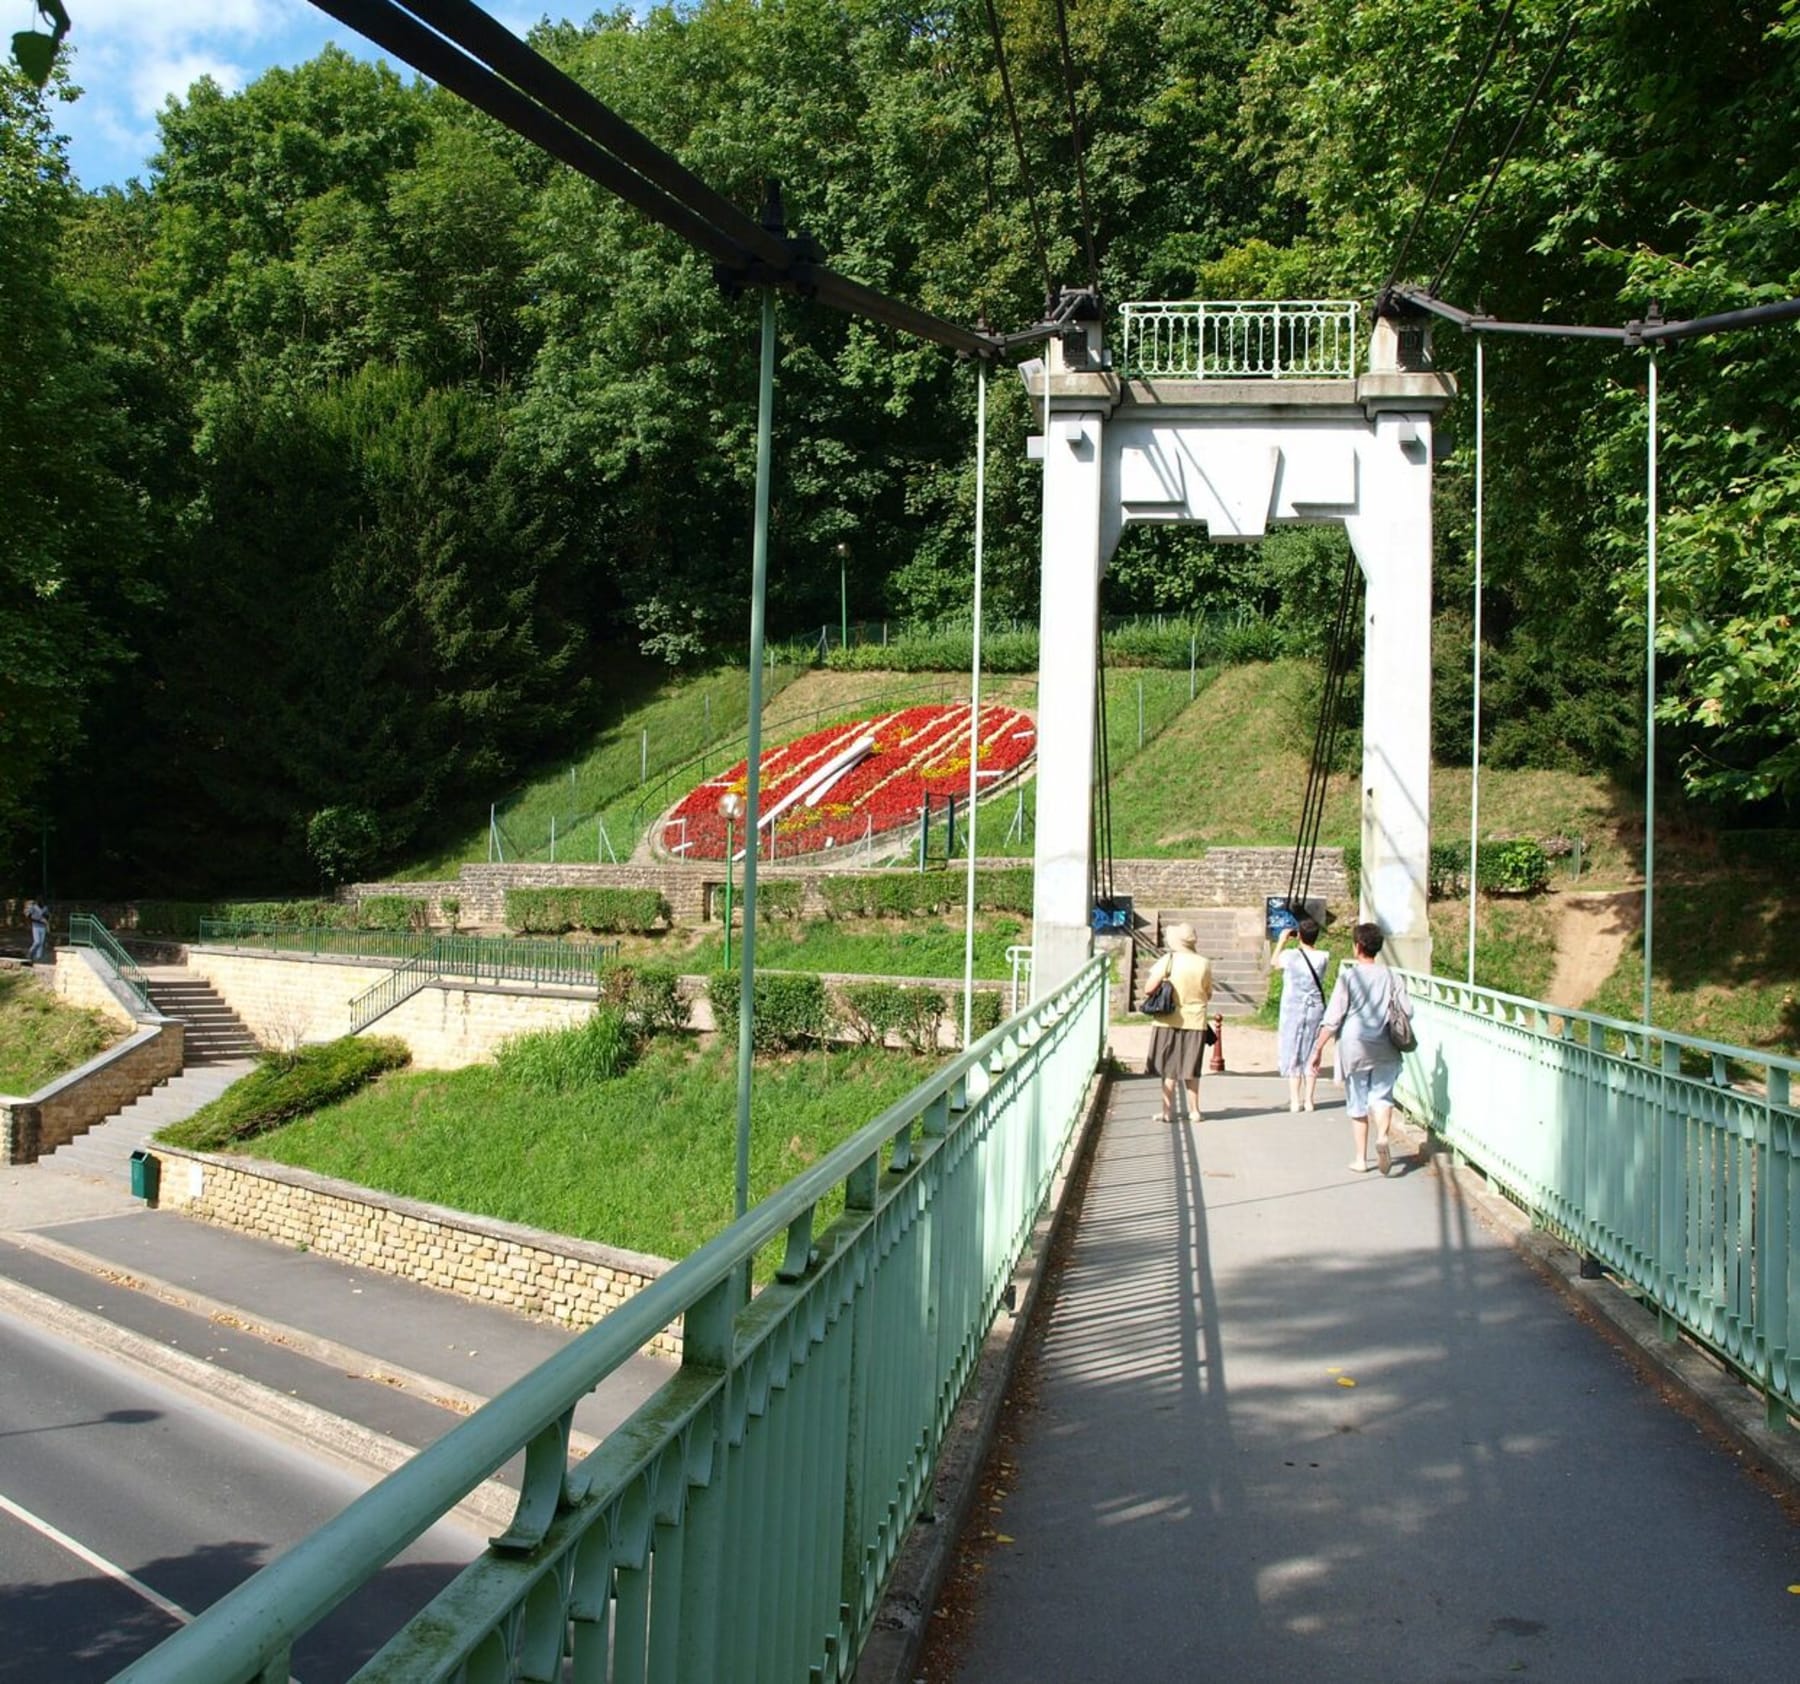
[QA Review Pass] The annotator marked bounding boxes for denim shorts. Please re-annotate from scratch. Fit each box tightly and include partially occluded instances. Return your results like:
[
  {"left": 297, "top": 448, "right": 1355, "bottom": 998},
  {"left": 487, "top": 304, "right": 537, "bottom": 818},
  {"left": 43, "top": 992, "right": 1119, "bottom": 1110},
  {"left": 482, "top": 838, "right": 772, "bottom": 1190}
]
[{"left": 1343, "top": 1062, "right": 1399, "bottom": 1118}]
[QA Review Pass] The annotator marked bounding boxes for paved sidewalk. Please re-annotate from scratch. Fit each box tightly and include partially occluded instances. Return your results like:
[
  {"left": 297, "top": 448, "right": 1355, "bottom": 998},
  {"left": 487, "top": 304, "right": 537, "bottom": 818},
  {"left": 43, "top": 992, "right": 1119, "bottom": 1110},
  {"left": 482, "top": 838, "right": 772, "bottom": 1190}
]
[
  {"left": 0, "top": 1161, "right": 671, "bottom": 1476},
  {"left": 933, "top": 1051, "right": 1800, "bottom": 1682}
]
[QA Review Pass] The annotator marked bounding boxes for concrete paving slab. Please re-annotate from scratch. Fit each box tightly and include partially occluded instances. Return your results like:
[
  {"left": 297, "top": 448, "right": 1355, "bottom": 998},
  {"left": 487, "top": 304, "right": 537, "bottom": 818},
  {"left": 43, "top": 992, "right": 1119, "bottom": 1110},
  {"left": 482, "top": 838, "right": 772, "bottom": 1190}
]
[{"left": 932, "top": 1067, "right": 1800, "bottom": 1683}]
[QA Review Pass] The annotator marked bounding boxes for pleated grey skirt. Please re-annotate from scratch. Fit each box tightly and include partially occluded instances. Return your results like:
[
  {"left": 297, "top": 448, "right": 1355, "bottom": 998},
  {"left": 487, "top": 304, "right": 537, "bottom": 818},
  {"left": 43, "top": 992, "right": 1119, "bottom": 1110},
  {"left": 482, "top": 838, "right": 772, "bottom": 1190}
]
[{"left": 1147, "top": 1026, "right": 1207, "bottom": 1079}]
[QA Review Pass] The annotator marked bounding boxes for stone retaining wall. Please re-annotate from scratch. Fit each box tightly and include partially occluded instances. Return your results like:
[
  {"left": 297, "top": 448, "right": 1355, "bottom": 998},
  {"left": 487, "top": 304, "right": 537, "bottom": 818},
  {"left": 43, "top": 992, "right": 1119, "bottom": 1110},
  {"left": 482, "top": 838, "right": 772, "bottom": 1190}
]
[
  {"left": 152, "top": 1148, "right": 680, "bottom": 1357},
  {"left": 52, "top": 946, "right": 143, "bottom": 1029},
  {"left": 1, "top": 1020, "right": 183, "bottom": 1165},
  {"left": 187, "top": 949, "right": 606, "bottom": 1069},
  {"left": 350, "top": 848, "right": 1348, "bottom": 931}
]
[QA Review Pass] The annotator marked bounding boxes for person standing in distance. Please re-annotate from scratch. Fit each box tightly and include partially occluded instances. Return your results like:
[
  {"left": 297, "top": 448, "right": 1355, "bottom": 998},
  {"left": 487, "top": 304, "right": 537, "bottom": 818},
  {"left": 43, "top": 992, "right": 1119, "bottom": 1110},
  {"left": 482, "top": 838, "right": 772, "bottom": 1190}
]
[
  {"left": 1274, "top": 915, "right": 1331, "bottom": 1113},
  {"left": 24, "top": 896, "right": 49, "bottom": 964}
]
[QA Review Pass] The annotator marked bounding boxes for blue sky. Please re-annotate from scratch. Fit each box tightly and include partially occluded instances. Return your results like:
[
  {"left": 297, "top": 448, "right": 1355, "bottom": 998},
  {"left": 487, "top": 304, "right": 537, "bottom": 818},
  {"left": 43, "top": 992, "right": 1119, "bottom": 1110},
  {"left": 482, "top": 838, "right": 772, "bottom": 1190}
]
[{"left": 43, "top": 1, "right": 552, "bottom": 190}]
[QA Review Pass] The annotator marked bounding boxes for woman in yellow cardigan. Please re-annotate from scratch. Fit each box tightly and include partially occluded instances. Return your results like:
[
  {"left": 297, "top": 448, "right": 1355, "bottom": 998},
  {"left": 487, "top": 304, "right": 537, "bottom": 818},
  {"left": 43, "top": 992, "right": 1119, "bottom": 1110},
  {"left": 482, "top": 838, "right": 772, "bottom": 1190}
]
[{"left": 1142, "top": 922, "right": 1214, "bottom": 1124}]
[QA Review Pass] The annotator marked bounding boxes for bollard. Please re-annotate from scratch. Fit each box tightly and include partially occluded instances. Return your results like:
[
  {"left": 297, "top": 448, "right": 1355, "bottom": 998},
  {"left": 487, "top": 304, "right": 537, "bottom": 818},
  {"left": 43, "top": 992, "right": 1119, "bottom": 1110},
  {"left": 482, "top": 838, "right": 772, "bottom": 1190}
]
[{"left": 1209, "top": 1014, "right": 1226, "bottom": 1073}]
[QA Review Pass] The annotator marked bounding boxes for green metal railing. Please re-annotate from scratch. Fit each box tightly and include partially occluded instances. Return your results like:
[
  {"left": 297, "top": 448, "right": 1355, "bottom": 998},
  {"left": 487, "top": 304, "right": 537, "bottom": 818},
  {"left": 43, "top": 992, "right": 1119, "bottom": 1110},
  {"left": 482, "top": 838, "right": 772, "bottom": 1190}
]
[
  {"left": 115, "top": 957, "right": 1108, "bottom": 1684},
  {"left": 341, "top": 934, "right": 627, "bottom": 1035},
  {"left": 66, "top": 914, "right": 152, "bottom": 1013},
  {"left": 1397, "top": 972, "right": 1800, "bottom": 1417}
]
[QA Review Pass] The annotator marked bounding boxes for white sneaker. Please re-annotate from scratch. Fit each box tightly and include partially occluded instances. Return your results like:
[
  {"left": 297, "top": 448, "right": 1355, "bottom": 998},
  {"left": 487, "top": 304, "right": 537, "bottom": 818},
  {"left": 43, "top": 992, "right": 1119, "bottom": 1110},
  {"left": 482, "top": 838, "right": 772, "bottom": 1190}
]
[{"left": 1347, "top": 1159, "right": 1373, "bottom": 1173}]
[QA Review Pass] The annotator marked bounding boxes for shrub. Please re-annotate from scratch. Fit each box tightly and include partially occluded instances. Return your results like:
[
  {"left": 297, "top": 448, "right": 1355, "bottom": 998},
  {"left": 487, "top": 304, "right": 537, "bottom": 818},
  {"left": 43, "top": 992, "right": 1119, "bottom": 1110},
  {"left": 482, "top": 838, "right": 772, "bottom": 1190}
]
[
  {"left": 440, "top": 895, "right": 462, "bottom": 931},
  {"left": 159, "top": 1037, "right": 410, "bottom": 1152},
  {"left": 506, "top": 887, "right": 669, "bottom": 934},
  {"left": 597, "top": 960, "right": 686, "bottom": 1035},
  {"left": 819, "top": 869, "right": 1033, "bottom": 921},
  {"left": 957, "top": 988, "right": 1006, "bottom": 1040},
  {"left": 133, "top": 902, "right": 212, "bottom": 939},
  {"left": 357, "top": 895, "right": 429, "bottom": 931},
  {"left": 709, "top": 970, "right": 830, "bottom": 1051},
  {"left": 1428, "top": 842, "right": 1469, "bottom": 901},
  {"left": 1476, "top": 840, "right": 1550, "bottom": 895},
  {"left": 306, "top": 806, "right": 381, "bottom": 888},
  {"left": 755, "top": 879, "right": 804, "bottom": 919},
  {"left": 496, "top": 1007, "right": 636, "bottom": 1092}
]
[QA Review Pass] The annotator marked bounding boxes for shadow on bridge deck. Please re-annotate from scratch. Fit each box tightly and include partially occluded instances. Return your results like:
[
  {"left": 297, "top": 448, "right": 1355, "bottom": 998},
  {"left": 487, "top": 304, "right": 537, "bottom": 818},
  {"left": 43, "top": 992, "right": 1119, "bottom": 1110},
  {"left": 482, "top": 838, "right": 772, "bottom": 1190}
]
[{"left": 917, "top": 1034, "right": 1800, "bottom": 1682}]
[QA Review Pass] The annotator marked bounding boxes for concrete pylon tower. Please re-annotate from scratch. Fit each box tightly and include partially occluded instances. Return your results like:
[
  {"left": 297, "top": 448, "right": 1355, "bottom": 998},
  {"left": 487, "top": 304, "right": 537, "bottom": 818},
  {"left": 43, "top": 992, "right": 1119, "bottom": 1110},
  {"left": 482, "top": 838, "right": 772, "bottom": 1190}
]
[{"left": 1027, "top": 300, "right": 1456, "bottom": 997}]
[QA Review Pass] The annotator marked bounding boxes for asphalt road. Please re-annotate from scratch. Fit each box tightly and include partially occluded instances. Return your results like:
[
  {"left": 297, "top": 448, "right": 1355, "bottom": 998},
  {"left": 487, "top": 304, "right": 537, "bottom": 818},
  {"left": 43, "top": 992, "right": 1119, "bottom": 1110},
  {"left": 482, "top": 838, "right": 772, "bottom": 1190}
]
[{"left": 0, "top": 1307, "right": 485, "bottom": 1683}]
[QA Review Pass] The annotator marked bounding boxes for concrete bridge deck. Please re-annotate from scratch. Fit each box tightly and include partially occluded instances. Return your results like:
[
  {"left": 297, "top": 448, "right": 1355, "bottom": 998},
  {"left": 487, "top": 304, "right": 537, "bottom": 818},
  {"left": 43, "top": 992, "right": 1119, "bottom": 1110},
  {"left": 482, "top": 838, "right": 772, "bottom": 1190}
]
[{"left": 922, "top": 1031, "right": 1799, "bottom": 1681}]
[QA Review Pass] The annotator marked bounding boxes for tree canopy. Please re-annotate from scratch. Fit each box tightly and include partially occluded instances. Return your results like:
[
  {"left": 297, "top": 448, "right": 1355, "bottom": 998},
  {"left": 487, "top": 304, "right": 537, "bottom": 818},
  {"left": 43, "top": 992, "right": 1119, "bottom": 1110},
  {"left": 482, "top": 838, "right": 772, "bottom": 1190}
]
[{"left": 4, "top": 0, "right": 1798, "bottom": 893}]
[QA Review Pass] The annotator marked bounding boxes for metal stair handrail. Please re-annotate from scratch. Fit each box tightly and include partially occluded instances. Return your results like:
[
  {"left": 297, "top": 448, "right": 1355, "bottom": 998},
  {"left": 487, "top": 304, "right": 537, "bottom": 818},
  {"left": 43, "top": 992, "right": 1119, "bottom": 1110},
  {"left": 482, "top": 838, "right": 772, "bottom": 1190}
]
[
  {"left": 66, "top": 914, "right": 153, "bottom": 1014},
  {"left": 343, "top": 934, "right": 626, "bottom": 1034}
]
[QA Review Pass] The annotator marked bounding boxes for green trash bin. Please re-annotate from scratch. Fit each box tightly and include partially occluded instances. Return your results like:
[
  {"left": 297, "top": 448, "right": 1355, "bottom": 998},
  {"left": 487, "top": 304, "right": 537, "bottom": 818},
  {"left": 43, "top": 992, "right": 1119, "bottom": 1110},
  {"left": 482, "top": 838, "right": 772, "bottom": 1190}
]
[{"left": 129, "top": 1149, "right": 159, "bottom": 1202}]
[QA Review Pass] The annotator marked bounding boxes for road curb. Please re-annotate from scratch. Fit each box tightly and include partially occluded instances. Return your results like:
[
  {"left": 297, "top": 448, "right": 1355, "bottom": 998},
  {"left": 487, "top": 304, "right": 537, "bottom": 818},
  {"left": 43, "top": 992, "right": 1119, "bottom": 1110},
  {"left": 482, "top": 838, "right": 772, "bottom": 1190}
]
[
  {"left": 0, "top": 1270, "right": 517, "bottom": 1535},
  {"left": 1428, "top": 1139, "right": 1800, "bottom": 1498},
  {"left": 1, "top": 1227, "right": 603, "bottom": 1462},
  {"left": 854, "top": 1060, "right": 1113, "bottom": 1684}
]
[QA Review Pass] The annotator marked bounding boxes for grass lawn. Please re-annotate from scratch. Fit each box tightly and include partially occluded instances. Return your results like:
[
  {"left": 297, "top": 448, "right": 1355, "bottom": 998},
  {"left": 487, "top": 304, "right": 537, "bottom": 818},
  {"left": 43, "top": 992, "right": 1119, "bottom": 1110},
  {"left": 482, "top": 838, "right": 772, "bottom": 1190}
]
[
  {"left": 1584, "top": 874, "right": 1800, "bottom": 1055},
  {"left": 0, "top": 970, "right": 126, "bottom": 1094},
  {"left": 245, "top": 1036, "right": 941, "bottom": 1261},
  {"left": 1426, "top": 892, "right": 1564, "bottom": 1002}
]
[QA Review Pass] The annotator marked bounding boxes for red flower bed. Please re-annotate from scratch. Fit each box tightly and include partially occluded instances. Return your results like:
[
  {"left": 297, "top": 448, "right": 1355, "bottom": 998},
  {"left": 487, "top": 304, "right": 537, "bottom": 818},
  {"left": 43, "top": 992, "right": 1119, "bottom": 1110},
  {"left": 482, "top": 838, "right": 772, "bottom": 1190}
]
[{"left": 662, "top": 703, "right": 1036, "bottom": 861}]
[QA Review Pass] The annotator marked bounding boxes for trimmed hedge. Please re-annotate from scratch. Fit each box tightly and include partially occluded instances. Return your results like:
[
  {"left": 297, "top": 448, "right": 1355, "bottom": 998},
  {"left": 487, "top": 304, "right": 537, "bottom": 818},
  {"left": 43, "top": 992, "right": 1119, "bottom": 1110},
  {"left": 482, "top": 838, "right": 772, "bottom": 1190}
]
[
  {"left": 754, "top": 879, "right": 804, "bottom": 919},
  {"left": 357, "top": 894, "right": 429, "bottom": 932},
  {"left": 158, "top": 1037, "right": 411, "bottom": 1152},
  {"left": 708, "top": 970, "right": 830, "bottom": 1051},
  {"left": 133, "top": 901, "right": 213, "bottom": 939},
  {"left": 216, "top": 899, "right": 352, "bottom": 929},
  {"left": 819, "top": 867, "right": 1033, "bottom": 920},
  {"left": 506, "top": 886, "right": 669, "bottom": 935},
  {"left": 837, "top": 981, "right": 946, "bottom": 1052},
  {"left": 957, "top": 988, "right": 1006, "bottom": 1040}
]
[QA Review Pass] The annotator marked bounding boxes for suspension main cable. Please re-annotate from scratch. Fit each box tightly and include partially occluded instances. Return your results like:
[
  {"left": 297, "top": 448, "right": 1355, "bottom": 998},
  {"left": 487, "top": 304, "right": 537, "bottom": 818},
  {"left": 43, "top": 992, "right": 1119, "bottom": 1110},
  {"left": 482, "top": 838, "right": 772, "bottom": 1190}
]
[
  {"left": 1050, "top": 0, "right": 1101, "bottom": 295},
  {"left": 1429, "top": 14, "right": 1576, "bottom": 297},
  {"left": 981, "top": 0, "right": 1057, "bottom": 302},
  {"left": 1383, "top": 0, "right": 1522, "bottom": 294},
  {"left": 1285, "top": 547, "right": 1362, "bottom": 918}
]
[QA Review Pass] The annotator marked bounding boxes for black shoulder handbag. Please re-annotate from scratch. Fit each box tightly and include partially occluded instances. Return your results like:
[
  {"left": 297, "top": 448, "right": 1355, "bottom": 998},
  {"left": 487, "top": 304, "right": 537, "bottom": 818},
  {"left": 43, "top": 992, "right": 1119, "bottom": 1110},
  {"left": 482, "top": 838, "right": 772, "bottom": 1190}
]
[{"left": 1142, "top": 976, "right": 1176, "bottom": 1015}]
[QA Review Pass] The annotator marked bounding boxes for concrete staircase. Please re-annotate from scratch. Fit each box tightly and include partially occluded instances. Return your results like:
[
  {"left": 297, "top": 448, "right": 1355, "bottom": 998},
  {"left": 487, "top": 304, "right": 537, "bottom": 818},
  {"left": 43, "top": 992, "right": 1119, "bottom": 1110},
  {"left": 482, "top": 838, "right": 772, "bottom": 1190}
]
[
  {"left": 40, "top": 1059, "right": 258, "bottom": 1184},
  {"left": 1152, "top": 907, "right": 1268, "bottom": 1016},
  {"left": 142, "top": 966, "right": 262, "bottom": 1063}
]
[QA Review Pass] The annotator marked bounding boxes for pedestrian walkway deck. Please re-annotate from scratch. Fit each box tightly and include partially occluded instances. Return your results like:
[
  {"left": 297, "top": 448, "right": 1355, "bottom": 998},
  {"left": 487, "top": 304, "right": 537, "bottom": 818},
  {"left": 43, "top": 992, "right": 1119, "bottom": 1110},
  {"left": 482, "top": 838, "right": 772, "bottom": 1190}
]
[{"left": 927, "top": 1040, "right": 1799, "bottom": 1681}]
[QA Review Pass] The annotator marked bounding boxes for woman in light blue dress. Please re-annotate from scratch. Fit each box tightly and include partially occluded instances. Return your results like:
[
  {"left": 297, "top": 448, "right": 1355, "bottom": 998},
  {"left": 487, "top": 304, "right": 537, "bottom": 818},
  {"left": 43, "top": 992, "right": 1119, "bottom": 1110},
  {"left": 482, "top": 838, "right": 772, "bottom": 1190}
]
[{"left": 1274, "top": 917, "right": 1330, "bottom": 1113}]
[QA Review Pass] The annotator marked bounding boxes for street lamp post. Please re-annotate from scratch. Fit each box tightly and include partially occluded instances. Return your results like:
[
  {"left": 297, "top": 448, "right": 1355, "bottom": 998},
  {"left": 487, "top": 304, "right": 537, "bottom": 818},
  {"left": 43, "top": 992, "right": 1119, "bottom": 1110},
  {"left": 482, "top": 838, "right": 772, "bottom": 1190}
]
[
  {"left": 836, "top": 541, "right": 848, "bottom": 653},
  {"left": 719, "top": 791, "right": 743, "bottom": 970}
]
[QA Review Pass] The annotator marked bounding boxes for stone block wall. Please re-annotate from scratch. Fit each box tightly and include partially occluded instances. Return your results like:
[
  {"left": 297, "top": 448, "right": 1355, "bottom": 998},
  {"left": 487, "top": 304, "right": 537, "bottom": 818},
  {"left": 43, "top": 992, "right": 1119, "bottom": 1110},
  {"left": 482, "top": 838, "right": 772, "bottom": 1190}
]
[
  {"left": 188, "top": 949, "right": 610, "bottom": 1069},
  {"left": 350, "top": 848, "right": 1348, "bottom": 934},
  {"left": 1, "top": 1023, "right": 184, "bottom": 1164},
  {"left": 1112, "top": 848, "right": 1349, "bottom": 912},
  {"left": 383, "top": 983, "right": 600, "bottom": 1069},
  {"left": 153, "top": 1149, "right": 680, "bottom": 1358},
  {"left": 52, "top": 947, "right": 142, "bottom": 1029},
  {"left": 188, "top": 950, "right": 391, "bottom": 1046}
]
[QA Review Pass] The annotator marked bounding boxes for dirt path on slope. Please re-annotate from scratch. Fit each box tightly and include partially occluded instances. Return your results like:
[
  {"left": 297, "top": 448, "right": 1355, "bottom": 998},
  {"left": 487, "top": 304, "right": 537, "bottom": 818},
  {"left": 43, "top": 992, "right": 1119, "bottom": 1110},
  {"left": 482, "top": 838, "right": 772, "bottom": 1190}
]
[{"left": 1543, "top": 889, "right": 1642, "bottom": 1010}]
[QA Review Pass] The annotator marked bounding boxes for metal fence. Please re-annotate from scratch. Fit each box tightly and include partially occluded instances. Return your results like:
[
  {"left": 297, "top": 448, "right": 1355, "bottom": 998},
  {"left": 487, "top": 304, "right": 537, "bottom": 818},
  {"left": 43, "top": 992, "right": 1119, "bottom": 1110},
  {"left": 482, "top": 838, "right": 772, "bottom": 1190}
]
[
  {"left": 115, "top": 956, "right": 1108, "bottom": 1683},
  {"left": 1398, "top": 973, "right": 1800, "bottom": 1420},
  {"left": 65, "top": 913, "right": 152, "bottom": 1013},
  {"left": 1116, "top": 299, "right": 1361, "bottom": 380}
]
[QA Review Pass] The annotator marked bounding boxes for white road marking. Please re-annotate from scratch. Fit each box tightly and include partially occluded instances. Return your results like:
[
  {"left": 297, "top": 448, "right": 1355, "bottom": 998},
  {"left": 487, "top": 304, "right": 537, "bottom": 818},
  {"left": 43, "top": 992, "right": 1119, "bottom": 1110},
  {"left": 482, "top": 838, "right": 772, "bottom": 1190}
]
[{"left": 0, "top": 1487, "right": 192, "bottom": 1625}]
